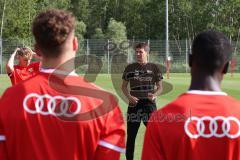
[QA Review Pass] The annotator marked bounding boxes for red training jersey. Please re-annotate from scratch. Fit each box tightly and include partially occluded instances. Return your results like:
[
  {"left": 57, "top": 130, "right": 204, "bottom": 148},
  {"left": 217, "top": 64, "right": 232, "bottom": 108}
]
[
  {"left": 142, "top": 90, "right": 240, "bottom": 160},
  {"left": 0, "top": 69, "right": 125, "bottom": 160},
  {"left": 8, "top": 62, "right": 40, "bottom": 85}
]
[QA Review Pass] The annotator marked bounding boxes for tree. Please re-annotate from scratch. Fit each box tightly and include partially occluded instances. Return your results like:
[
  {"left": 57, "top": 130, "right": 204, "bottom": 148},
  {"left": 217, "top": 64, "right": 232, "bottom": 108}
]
[
  {"left": 86, "top": 0, "right": 109, "bottom": 38},
  {"left": 75, "top": 20, "right": 86, "bottom": 41},
  {"left": 1, "top": 0, "right": 70, "bottom": 41},
  {"left": 92, "top": 28, "right": 105, "bottom": 39},
  {"left": 105, "top": 18, "right": 127, "bottom": 43},
  {"left": 2, "top": 0, "right": 36, "bottom": 41},
  {"left": 120, "top": 0, "right": 149, "bottom": 39},
  {"left": 206, "top": 0, "right": 240, "bottom": 41},
  {"left": 0, "top": 0, "right": 239, "bottom": 42},
  {"left": 69, "top": 0, "right": 88, "bottom": 22}
]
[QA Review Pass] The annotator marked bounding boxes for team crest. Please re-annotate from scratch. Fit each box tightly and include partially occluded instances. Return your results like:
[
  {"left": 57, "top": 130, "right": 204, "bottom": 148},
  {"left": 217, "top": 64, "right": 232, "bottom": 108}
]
[{"left": 28, "top": 68, "right": 33, "bottom": 72}]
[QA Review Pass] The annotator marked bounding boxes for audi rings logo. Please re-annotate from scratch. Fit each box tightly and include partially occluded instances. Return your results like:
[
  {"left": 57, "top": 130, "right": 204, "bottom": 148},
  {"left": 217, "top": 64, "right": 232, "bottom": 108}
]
[
  {"left": 23, "top": 93, "right": 81, "bottom": 117},
  {"left": 184, "top": 116, "right": 240, "bottom": 139}
]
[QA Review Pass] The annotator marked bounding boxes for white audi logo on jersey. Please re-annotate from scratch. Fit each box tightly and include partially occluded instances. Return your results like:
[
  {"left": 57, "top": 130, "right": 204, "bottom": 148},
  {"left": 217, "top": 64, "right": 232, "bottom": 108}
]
[
  {"left": 23, "top": 93, "right": 81, "bottom": 117},
  {"left": 184, "top": 116, "right": 240, "bottom": 139}
]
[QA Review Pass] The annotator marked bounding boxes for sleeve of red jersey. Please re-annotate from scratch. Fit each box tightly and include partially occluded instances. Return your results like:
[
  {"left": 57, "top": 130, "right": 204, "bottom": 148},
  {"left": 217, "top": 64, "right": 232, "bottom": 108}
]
[
  {"left": 33, "top": 62, "right": 40, "bottom": 71},
  {"left": 0, "top": 97, "right": 9, "bottom": 160},
  {"left": 7, "top": 69, "right": 15, "bottom": 85},
  {"left": 142, "top": 113, "right": 166, "bottom": 160},
  {"left": 94, "top": 104, "right": 126, "bottom": 160}
]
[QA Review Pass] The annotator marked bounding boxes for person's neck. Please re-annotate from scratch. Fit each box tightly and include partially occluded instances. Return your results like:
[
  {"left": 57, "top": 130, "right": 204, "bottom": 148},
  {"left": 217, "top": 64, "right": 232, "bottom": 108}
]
[
  {"left": 138, "top": 60, "right": 148, "bottom": 65},
  {"left": 189, "top": 71, "right": 222, "bottom": 92},
  {"left": 19, "top": 62, "right": 29, "bottom": 67},
  {"left": 41, "top": 54, "right": 75, "bottom": 72}
]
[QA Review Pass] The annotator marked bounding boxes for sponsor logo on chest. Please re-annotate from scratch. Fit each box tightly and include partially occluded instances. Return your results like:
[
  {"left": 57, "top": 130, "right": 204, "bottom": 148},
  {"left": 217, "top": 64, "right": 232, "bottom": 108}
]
[{"left": 133, "top": 70, "right": 153, "bottom": 81}]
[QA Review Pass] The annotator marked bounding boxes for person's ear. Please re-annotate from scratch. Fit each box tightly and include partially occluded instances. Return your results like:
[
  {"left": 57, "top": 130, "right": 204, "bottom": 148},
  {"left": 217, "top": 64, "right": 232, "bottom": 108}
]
[
  {"left": 34, "top": 44, "right": 42, "bottom": 57},
  {"left": 188, "top": 54, "right": 193, "bottom": 67},
  {"left": 73, "top": 37, "right": 78, "bottom": 52},
  {"left": 222, "top": 62, "right": 229, "bottom": 74}
]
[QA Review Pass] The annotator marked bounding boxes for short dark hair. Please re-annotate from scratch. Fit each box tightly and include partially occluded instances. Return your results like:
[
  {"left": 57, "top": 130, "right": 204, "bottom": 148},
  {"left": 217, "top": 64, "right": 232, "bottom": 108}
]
[
  {"left": 32, "top": 9, "right": 76, "bottom": 58},
  {"left": 191, "top": 30, "right": 232, "bottom": 73},
  {"left": 135, "top": 42, "right": 150, "bottom": 53}
]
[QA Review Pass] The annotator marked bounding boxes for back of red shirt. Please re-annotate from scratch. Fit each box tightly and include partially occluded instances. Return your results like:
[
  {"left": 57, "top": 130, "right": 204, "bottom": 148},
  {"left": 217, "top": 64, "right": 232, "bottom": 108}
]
[
  {"left": 8, "top": 62, "right": 40, "bottom": 85},
  {"left": 0, "top": 71, "right": 125, "bottom": 160},
  {"left": 142, "top": 90, "right": 240, "bottom": 160}
]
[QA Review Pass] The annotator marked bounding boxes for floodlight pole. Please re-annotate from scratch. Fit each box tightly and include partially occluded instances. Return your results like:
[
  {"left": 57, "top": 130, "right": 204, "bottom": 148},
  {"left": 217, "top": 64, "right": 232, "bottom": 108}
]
[
  {"left": 165, "top": 0, "right": 169, "bottom": 60},
  {"left": 0, "top": 0, "right": 6, "bottom": 38},
  {"left": 0, "top": 0, "right": 6, "bottom": 74}
]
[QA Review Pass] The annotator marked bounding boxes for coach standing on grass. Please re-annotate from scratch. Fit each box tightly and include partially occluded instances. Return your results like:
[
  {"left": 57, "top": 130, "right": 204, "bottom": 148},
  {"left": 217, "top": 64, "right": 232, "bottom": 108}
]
[
  {"left": 121, "top": 42, "right": 163, "bottom": 160},
  {"left": 142, "top": 30, "right": 240, "bottom": 160}
]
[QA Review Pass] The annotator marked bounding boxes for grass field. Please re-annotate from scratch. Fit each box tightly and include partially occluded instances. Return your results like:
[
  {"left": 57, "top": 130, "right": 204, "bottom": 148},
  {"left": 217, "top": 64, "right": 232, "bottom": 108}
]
[{"left": 0, "top": 73, "right": 239, "bottom": 159}]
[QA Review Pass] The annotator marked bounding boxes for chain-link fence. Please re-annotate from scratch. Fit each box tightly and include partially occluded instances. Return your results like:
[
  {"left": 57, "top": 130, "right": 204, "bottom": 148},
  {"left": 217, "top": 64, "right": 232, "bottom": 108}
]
[{"left": 0, "top": 38, "right": 240, "bottom": 74}]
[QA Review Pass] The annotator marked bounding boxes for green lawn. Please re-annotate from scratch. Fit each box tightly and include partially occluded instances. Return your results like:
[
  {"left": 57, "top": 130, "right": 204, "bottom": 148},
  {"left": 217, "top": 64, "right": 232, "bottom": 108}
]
[{"left": 0, "top": 73, "right": 239, "bottom": 159}]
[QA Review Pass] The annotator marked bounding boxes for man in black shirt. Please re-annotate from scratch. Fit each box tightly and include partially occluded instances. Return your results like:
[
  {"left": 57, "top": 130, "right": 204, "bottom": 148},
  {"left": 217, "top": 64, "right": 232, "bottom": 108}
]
[{"left": 121, "top": 42, "right": 163, "bottom": 160}]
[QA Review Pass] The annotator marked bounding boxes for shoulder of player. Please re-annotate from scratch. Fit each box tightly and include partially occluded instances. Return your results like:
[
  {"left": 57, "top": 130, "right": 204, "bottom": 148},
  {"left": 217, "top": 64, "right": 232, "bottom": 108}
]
[
  {"left": 147, "top": 97, "right": 188, "bottom": 129},
  {"left": 29, "top": 61, "right": 40, "bottom": 67},
  {"left": 125, "top": 62, "right": 138, "bottom": 68},
  {"left": 157, "top": 94, "right": 188, "bottom": 113},
  {"left": 146, "top": 62, "right": 158, "bottom": 66},
  {"left": 147, "top": 62, "right": 162, "bottom": 69},
  {"left": 80, "top": 82, "right": 120, "bottom": 115},
  {"left": 0, "top": 84, "right": 25, "bottom": 104},
  {"left": 160, "top": 93, "right": 240, "bottom": 112},
  {"left": 223, "top": 95, "right": 240, "bottom": 107},
  {"left": 146, "top": 63, "right": 162, "bottom": 73},
  {"left": 14, "top": 73, "right": 43, "bottom": 88},
  {"left": 13, "top": 65, "right": 22, "bottom": 69}
]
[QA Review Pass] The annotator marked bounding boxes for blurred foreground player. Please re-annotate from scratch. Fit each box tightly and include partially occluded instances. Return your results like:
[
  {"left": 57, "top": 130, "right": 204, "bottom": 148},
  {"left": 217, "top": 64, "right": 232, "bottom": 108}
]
[
  {"left": 142, "top": 30, "right": 240, "bottom": 160},
  {"left": 6, "top": 47, "right": 40, "bottom": 85},
  {"left": 0, "top": 9, "right": 125, "bottom": 160}
]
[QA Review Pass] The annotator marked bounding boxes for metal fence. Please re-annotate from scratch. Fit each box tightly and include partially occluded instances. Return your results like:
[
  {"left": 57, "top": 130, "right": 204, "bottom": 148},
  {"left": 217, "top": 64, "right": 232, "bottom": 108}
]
[{"left": 0, "top": 38, "right": 239, "bottom": 74}]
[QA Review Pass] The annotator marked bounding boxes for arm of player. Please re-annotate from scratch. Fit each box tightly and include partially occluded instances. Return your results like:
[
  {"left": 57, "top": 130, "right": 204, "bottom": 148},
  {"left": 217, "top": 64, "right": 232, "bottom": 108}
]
[
  {"left": 94, "top": 106, "right": 126, "bottom": 160},
  {"left": 25, "top": 46, "right": 41, "bottom": 60},
  {"left": 94, "top": 145, "right": 121, "bottom": 160},
  {"left": 6, "top": 48, "right": 19, "bottom": 75},
  {"left": 121, "top": 80, "right": 139, "bottom": 104},
  {"left": 31, "top": 51, "right": 41, "bottom": 60},
  {"left": 148, "top": 81, "right": 163, "bottom": 101},
  {"left": 148, "top": 64, "right": 164, "bottom": 101},
  {"left": 142, "top": 114, "right": 166, "bottom": 160}
]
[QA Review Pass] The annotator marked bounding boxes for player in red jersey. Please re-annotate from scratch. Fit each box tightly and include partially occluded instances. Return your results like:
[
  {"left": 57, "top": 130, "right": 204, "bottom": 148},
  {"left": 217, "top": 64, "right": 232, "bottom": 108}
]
[
  {"left": 0, "top": 9, "right": 125, "bottom": 160},
  {"left": 165, "top": 56, "right": 171, "bottom": 79},
  {"left": 142, "top": 30, "right": 240, "bottom": 160},
  {"left": 6, "top": 47, "right": 40, "bottom": 85}
]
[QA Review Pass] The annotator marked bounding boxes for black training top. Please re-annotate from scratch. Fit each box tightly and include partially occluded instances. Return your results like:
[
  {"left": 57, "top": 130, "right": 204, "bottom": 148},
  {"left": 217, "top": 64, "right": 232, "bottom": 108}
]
[{"left": 122, "top": 62, "right": 163, "bottom": 101}]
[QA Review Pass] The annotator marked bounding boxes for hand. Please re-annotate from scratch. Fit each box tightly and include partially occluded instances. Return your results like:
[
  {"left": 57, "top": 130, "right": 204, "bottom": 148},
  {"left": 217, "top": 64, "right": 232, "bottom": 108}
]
[
  {"left": 148, "top": 93, "right": 156, "bottom": 101},
  {"left": 128, "top": 95, "right": 139, "bottom": 105},
  {"left": 26, "top": 47, "right": 41, "bottom": 60},
  {"left": 25, "top": 47, "right": 35, "bottom": 55},
  {"left": 12, "top": 47, "right": 20, "bottom": 55}
]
